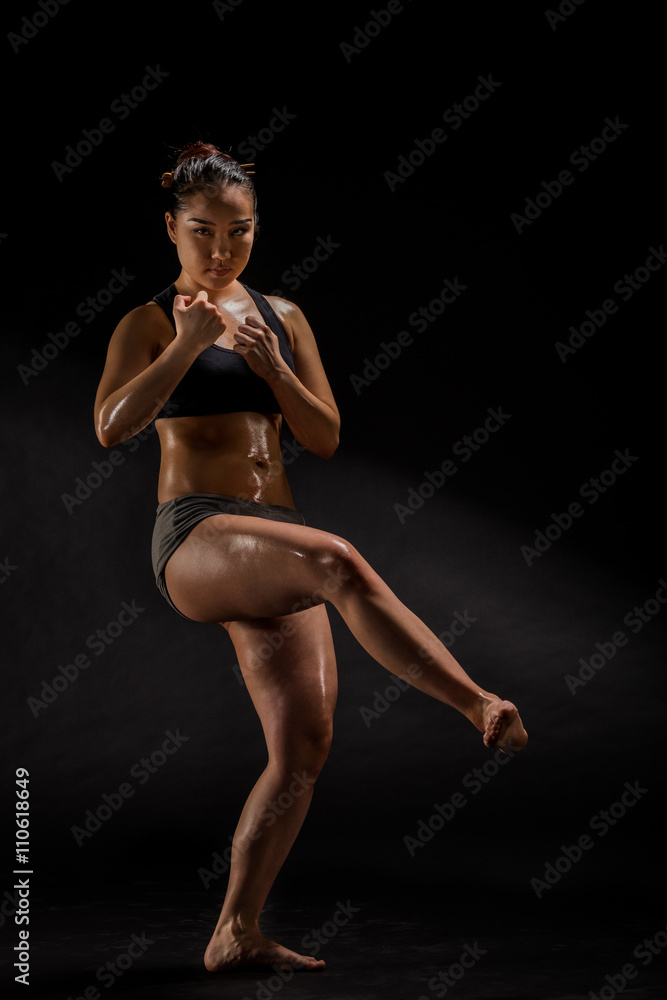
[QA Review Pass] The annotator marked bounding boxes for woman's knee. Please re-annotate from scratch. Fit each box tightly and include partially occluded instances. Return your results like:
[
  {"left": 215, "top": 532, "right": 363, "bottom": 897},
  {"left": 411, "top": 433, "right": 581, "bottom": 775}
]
[
  {"left": 304, "top": 535, "right": 371, "bottom": 609},
  {"left": 272, "top": 719, "right": 334, "bottom": 782}
]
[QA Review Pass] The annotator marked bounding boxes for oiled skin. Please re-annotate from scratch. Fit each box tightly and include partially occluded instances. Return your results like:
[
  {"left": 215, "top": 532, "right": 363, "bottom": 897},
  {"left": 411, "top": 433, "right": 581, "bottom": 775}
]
[
  {"left": 94, "top": 184, "right": 527, "bottom": 975},
  {"left": 146, "top": 280, "right": 310, "bottom": 506}
]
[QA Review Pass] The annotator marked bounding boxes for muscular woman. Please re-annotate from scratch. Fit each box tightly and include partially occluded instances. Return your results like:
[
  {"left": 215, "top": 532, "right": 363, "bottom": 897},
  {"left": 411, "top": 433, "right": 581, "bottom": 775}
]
[{"left": 93, "top": 142, "right": 527, "bottom": 974}]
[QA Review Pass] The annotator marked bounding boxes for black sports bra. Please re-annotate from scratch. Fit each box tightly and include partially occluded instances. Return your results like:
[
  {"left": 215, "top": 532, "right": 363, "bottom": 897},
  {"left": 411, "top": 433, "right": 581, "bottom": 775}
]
[{"left": 152, "top": 283, "right": 296, "bottom": 418}]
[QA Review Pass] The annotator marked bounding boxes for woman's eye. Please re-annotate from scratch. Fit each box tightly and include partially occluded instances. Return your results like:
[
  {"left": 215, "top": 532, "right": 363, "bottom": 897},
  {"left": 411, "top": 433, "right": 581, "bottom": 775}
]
[{"left": 190, "top": 226, "right": 249, "bottom": 236}]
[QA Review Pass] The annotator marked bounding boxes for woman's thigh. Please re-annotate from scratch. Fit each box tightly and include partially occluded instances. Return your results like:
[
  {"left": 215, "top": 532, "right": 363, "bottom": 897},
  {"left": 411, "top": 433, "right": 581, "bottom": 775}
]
[
  {"left": 163, "top": 513, "right": 358, "bottom": 623},
  {"left": 226, "top": 603, "right": 338, "bottom": 765}
]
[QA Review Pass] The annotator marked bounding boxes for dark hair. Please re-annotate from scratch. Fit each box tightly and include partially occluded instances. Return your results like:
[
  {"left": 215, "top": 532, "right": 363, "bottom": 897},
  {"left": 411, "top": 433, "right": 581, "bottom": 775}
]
[{"left": 162, "top": 142, "right": 259, "bottom": 233}]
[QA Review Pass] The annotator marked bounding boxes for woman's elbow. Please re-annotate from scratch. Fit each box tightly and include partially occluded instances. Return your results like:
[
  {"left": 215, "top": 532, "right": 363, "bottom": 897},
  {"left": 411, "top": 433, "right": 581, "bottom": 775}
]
[
  {"left": 97, "top": 431, "right": 120, "bottom": 449},
  {"left": 96, "top": 429, "right": 116, "bottom": 449},
  {"left": 315, "top": 428, "right": 340, "bottom": 460},
  {"left": 95, "top": 413, "right": 114, "bottom": 448},
  {"left": 95, "top": 405, "right": 123, "bottom": 449}
]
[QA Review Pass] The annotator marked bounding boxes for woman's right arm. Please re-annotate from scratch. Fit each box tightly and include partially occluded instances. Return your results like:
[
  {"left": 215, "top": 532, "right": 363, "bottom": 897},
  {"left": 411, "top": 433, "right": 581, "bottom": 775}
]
[{"left": 94, "top": 292, "right": 226, "bottom": 447}]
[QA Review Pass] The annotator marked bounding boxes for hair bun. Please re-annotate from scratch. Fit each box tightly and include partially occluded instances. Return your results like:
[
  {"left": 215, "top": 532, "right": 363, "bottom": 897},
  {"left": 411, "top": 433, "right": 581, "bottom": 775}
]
[
  {"left": 160, "top": 143, "right": 259, "bottom": 234},
  {"left": 175, "top": 141, "right": 227, "bottom": 166}
]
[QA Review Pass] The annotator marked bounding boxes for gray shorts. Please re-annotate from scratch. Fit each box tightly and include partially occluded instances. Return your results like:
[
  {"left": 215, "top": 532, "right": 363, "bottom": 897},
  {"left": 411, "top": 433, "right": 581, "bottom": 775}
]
[{"left": 151, "top": 492, "right": 306, "bottom": 618}]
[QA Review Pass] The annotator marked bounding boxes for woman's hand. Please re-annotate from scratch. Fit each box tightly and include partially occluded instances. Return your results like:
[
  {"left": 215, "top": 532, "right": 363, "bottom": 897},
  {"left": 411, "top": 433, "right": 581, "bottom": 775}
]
[
  {"left": 233, "top": 315, "right": 291, "bottom": 381},
  {"left": 173, "top": 290, "right": 227, "bottom": 354}
]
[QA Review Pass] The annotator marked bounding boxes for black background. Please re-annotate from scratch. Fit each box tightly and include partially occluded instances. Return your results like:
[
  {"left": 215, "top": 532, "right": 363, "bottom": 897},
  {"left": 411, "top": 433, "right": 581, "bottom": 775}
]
[{"left": 2, "top": 0, "right": 665, "bottom": 995}]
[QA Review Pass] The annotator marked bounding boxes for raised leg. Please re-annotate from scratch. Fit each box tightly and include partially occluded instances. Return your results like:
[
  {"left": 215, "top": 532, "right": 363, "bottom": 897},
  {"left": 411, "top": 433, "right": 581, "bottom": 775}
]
[
  {"left": 164, "top": 514, "right": 528, "bottom": 753},
  {"left": 204, "top": 603, "right": 337, "bottom": 973}
]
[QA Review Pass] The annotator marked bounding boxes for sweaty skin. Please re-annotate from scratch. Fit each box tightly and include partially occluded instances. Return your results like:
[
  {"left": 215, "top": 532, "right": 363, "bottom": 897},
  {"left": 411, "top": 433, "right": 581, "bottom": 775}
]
[
  {"left": 96, "top": 187, "right": 339, "bottom": 505},
  {"left": 94, "top": 182, "right": 527, "bottom": 975},
  {"left": 150, "top": 294, "right": 300, "bottom": 507}
]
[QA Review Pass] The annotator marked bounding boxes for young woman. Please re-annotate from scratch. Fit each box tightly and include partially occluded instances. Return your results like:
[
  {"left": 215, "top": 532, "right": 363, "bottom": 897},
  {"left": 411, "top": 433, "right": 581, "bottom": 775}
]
[{"left": 93, "top": 142, "right": 527, "bottom": 974}]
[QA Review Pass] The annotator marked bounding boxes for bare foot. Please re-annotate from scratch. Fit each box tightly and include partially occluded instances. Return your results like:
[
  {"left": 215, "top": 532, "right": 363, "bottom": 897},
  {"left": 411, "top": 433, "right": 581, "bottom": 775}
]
[
  {"left": 204, "top": 923, "right": 325, "bottom": 973},
  {"left": 477, "top": 693, "right": 528, "bottom": 755}
]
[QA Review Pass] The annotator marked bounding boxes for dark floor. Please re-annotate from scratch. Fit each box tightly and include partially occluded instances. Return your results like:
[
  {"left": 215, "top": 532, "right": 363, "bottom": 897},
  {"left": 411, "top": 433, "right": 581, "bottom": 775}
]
[{"left": 4, "top": 876, "right": 665, "bottom": 1000}]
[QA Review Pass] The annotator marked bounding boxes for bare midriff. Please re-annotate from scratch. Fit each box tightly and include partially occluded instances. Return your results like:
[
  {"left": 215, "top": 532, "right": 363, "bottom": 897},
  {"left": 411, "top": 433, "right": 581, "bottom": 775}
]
[{"left": 155, "top": 410, "right": 295, "bottom": 507}]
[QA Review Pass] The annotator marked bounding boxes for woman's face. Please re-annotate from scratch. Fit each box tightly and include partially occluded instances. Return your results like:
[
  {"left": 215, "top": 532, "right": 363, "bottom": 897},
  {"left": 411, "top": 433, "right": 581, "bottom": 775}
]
[{"left": 165, "top": 184, "right": 256, "bottom": 291}]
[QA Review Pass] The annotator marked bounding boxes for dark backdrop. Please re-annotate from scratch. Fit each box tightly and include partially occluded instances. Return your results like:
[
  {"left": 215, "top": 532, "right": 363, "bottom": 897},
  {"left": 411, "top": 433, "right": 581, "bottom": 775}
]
[{"left": 2, "top": 0, "right": 665, "bottom": 983}]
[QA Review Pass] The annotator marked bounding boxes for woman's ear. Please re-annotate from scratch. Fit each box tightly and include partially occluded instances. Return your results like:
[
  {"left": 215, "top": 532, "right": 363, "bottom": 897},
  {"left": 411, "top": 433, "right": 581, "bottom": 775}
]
[{"left": 165, "top": 211, "right": 178, "bottom": 245}]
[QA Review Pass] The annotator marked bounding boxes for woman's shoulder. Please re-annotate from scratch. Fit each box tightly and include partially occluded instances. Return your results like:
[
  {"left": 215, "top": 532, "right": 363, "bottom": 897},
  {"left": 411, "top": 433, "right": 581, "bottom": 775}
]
[
  {"left": 261, "top": 293, "right": 308, "bottom": 328},
  {"left": 261, "top": 294, "right": 307, "bottom": 353},
  {"left": 107, "top": 299, "right": 175, "bottom": 359},
  {"left": 260, "top": 293, "right": 321, "bottom": 359},
  {"left": 117, "top": 299, "right": 174, "bottom": 333}
]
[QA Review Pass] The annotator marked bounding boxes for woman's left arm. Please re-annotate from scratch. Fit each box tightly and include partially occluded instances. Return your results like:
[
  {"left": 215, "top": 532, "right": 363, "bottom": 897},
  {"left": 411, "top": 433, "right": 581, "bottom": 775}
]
[{"left": 235, "top": 300, "right": 340, "bottom": 458}]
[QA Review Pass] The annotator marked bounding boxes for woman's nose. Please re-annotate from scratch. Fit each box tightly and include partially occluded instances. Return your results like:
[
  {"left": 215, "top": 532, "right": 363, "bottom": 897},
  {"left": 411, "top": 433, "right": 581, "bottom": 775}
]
[{"left": 212, "top": 243, "right": 231, "bottom": 260}]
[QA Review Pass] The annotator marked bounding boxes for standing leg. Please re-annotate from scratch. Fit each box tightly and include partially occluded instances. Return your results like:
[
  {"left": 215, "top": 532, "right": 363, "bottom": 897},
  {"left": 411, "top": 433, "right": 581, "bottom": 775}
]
[{"left": 204, "top": 603, "right": 337, "bottom": 973}]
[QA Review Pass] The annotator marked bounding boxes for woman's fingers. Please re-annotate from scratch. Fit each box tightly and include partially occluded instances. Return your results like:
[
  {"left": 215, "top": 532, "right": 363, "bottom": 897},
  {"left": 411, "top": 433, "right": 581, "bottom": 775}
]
[
  {"left": 173, "top": 290, "right": 226, "bottom": 352},
  {"left": 233, "top": 319, "right": 287, "bottom": 379}
]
